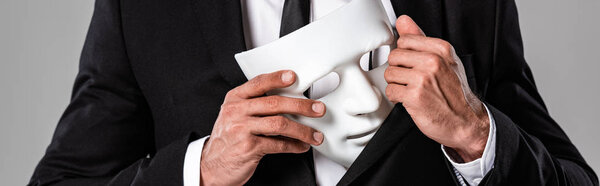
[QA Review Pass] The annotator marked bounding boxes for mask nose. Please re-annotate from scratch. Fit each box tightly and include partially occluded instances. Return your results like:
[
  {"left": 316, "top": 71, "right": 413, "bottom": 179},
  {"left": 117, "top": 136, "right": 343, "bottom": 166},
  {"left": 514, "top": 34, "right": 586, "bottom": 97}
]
[{"left": 339, "top": 65, "right": 382, "bottom": 116}]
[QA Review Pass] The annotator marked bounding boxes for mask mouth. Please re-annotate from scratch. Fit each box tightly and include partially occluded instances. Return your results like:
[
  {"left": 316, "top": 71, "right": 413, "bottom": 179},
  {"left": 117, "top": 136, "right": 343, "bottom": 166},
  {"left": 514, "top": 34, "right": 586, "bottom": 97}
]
[{"left": 346, "top": 125, "right": 380, "bottom": 146}]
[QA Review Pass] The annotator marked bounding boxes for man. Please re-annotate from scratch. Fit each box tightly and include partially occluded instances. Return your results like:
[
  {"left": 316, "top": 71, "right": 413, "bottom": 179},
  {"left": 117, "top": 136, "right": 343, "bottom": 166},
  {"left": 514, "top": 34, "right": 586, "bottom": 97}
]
[{"left": 29, "top": 0, "right": 598, "bottom": 185}]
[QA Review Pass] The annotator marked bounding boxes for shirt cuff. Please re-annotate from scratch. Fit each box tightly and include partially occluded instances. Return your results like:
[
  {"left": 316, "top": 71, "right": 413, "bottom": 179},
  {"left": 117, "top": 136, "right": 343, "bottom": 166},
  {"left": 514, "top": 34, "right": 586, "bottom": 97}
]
[
  {"left": 183, "top": 135, "right": 210, "bottom": 186},
  {"left": 441, "top": 103, "right": 496, "bottom": 186}
]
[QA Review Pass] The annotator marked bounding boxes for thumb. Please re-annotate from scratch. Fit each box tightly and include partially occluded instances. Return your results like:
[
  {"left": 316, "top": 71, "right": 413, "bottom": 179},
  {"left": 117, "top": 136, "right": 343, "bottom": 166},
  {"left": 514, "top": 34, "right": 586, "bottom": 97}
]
[{"left": 395, "top": 15, "right": 425, "bottom": 36}]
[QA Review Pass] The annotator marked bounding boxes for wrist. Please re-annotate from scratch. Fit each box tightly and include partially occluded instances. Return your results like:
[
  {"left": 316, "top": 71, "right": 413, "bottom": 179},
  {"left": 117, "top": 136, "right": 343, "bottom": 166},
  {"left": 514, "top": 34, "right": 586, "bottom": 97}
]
[
  {"left": 200, "top": 157, "right": 217, "bottom": 186},
  {"left": 453, "top": 137, "right": 486, "bottom": 162},
  {"left": 200, "top": 163, "right": 209, "bottom": 186},
  {"left": 200, "top": 138, "right": 210, "bottom": 186},
  {"left": 455, "top": 104, "right": 490, "bottom": 162}
]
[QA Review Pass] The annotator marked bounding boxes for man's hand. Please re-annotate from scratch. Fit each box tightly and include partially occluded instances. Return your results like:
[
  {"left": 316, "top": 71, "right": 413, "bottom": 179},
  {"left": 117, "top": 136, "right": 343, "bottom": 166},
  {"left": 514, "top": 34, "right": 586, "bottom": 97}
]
[
  {"left": 200, "top": 70, "right": 325, "bottom": 186},
  {"left": 385, "top": 15, "right": 490, "bottom": 162}
]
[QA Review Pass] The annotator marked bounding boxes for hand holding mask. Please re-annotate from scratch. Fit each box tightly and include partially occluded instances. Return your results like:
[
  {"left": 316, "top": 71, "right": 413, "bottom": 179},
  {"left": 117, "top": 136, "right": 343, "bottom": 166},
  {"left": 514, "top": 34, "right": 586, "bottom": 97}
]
[{"left": 235, "top": 0, "right": 395, "bottom": 168}]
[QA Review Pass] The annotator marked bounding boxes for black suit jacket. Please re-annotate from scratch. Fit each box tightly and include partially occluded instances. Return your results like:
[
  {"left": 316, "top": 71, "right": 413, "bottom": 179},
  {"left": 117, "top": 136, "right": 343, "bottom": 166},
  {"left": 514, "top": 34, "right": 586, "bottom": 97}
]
[{"left": 29, "top": 0, "right": 598, "bottom": 185}]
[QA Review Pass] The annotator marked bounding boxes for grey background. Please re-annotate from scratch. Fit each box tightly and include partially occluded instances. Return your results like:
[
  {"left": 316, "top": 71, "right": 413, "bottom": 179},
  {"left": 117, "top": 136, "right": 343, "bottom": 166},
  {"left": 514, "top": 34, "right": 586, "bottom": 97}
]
[{"left": 0, "top": 0, "right": 598, "bottom": 185}]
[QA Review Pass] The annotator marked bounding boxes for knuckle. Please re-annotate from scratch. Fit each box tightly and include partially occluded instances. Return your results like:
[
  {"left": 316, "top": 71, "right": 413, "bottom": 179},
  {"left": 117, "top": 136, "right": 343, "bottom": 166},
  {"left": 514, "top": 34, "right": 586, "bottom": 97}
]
[
  {"left": 413, "top": 87, "right": 425, "bottom": 99},
  {"left": 225, "top": 122, "right": 245, "bottom": 134},
  {"left": 424, "top": 55, "right": 443, "bottom": 74},
  {"left": 264, "top": 96, "right": 280, "bottom": 109},
  {"left": 274, "top": 141, "right": 288, "bottom": 152},
  {"left": 220, "top": 103, "right": 233, "bottom": 114},
  {"left": 386, "top": 84, "right": 401, "bottom": 101},
  {"left": 415, "top": 72, "right": 429, "bottom": 87},
  {"left": 221, "top": 101, "right": 241, "bottom": 115},
  {"left": 242, "top": 138, "right": 257, "bottom": 152},
  {"left": 225, "top": 90, "right": 236, "bottom": 99},
  {"left": 428, "top": 65, "right": 440, "bottom": 76},
  {"left": 385, "top": 85, "right": 394, "bottom": 96},
  {"left": 396, "top": 38, "right": 403, "bottom": 47},
  {"left": 270, "top": 116, "right": 288, "bottom": 131},
  {"left": 249, "top": 78, "right": 263, "bottom": 89},
  {"left": 220, "top": 102, "right": 228, "bottom": 111},
  {"left": 384, "top": 68, "right": 393, "bottom": 80},
  {"left": 388, "top": 50, "right": 400, "bottom": 63},
  {"left": 424, "top": 54, "right": 441, "bottom": 67},
  {"left": 387, "top": 52, "right": 394, "bottom": 63},
  {"left": 385, "top": 86, "right": 395, "bottom": 100},
  {"left": 397, "top": 35, "right": 412, "bottom": 47},
  {"left": 437, "top": 39, "right": 453, "bottom": 56}
]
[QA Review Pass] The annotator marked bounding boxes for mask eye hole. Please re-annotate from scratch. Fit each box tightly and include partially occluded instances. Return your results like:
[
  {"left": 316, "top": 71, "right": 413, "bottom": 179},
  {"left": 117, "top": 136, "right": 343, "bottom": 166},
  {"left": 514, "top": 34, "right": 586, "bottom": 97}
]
[
  {"left": 307, "top": 72, "right": 340, "bottom": 100},
  {"left": 359, "top": 52, "right": 372, "bottom": 71},
  {"left": 361, "top": 46, "right": 392, "bottom": 71}
]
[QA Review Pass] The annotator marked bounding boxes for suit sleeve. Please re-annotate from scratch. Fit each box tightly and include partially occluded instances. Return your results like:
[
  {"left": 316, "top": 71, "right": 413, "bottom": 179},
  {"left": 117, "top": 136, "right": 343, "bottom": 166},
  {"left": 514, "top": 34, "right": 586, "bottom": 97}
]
[
  {"left": 481, "top": 0, "right": 598, "bottom": 185},
  {"left": 28, "top": 0, "right": 198, "bottom": 185}
]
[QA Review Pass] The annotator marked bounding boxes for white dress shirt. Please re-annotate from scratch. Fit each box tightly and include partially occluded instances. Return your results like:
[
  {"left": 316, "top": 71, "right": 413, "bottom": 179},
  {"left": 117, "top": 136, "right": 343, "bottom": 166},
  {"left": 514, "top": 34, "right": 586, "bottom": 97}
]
[{"left": 183, "top": 0, "right": 497, "bottom": 185}]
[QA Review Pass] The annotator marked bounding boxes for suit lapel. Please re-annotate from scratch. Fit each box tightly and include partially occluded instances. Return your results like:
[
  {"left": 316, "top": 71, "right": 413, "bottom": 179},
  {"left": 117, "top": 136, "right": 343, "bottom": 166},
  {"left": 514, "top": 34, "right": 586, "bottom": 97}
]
[
  {"left": 191, "top": 0, "right": 248, "bottom": 87},
  {"left": 337, "top": 105, "right": 416, "bottom": 186}
]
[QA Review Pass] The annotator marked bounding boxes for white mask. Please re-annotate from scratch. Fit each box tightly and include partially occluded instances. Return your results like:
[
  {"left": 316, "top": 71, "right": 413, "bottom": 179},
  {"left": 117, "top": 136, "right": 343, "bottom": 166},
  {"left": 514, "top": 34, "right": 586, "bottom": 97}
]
[{"left": 235, "top": 0, "right": 395, "bottom": 168}]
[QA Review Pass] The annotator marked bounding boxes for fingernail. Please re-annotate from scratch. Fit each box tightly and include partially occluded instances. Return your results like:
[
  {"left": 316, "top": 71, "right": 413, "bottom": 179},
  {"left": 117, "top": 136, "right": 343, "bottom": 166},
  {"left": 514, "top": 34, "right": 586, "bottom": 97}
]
[
  {"left": 313, "top": 132, "right": 324, "bottom": 144},
  {"left": 281, "top": 71, "right": 293, "bottom": 83},
  {"left": 312, "top": 102, "right": 324, "bottom": 114}
]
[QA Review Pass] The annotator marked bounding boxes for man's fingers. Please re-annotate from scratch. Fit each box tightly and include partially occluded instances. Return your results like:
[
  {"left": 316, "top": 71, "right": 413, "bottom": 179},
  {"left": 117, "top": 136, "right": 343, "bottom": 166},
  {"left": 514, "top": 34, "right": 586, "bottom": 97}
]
[
  {"left": 388, "top": 48, "right": 443, "bottom": 68},
  {"left": 395, "top": 15, "right": 425, "bottom": 36},
  {"left": 249, "top": 116, "right": 324, "bottom": 145},
  {"left": 396, "top": 35, "right": 455, "bottom": 60},
  {"left": 256, "top": 135, "right": 312, "bottom": 155},
  {"left": 242, "top": 96, "right": 326, "bottom": 117},
  {"left": 230, "top": 70, "right": 296, "bottom": 99},
  {"left": 385, "top": 84, "right": 409, "bottom": 103},
  {"left": 394, "top": 15, "right": 456, "bottom": 66},
  {"left": 384, "top": 66, "right": 416, "bottom": 85}
]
